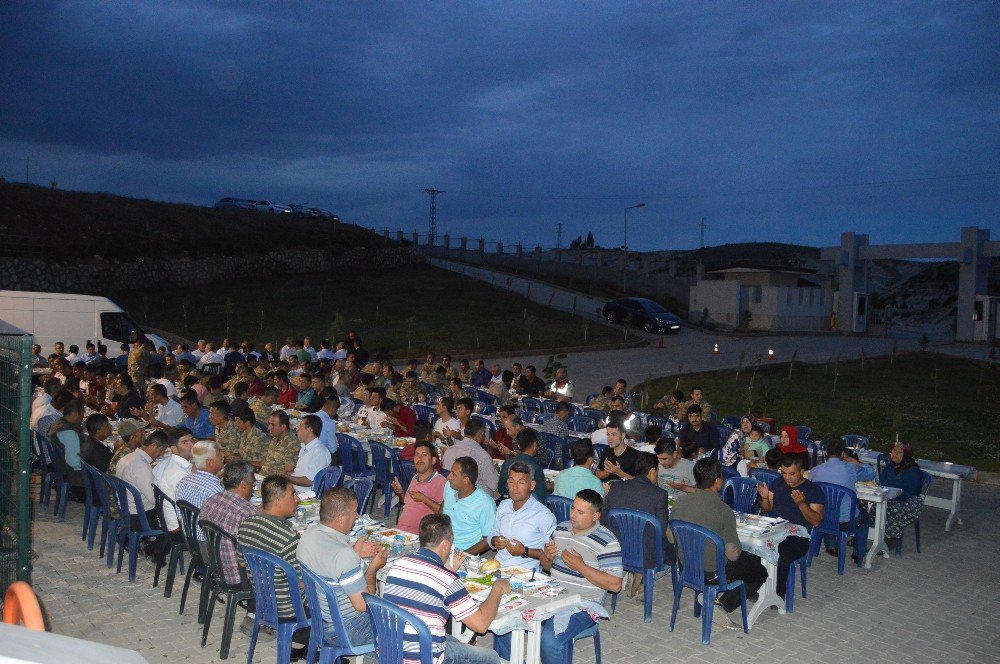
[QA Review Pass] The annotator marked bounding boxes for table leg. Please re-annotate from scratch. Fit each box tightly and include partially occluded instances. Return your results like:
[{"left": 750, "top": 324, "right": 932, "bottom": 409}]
[
  {"left": 745, "top": 559, "right": 784, "bottom": 629},
  {"left": 512, "top": 628, "right": 530, "bottom": 664},
  {"left": 925, "top": 477, "right": 963, "bottom": 532},
  {"left": 864, "top": 500, "right": 888, "bottom": 568}
]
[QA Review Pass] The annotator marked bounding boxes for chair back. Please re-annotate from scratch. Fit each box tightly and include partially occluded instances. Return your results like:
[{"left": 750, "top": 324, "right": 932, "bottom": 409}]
[
  {"left": 748, "top": 468, "right": 780, "bottom": 489},
  {"left": 80, "top": 460, "right": 109, "bottom": 510},
  {"left": 370, "top": 442, "right": 395, "bottom": 483},
  {"left": 300, "top": 564, "right": 373, "bottom": 656},
  {"left": 569, "top": 416, "right": 595, "bottom": 434},
  {"left": 154, "top": 486, "right": 181, "bottom": 530},
  {"left": 541, "top": 399, "right": 559, "bottom": 414},
  {"left": 470, "top": 414, "right": 497, "bottom": 440},
  {"left": 201, "top": 362, "right": 222, "bottom": 376},
  {"left": 720, "top": 464, "right": 739, "bottom": 483},
  {"left": 583, "top": 408, "right": 605, "bottom": 431},
  {"left": 716, "top": 425, "right": 735, "bottom": 445},
  {"left": 240, "top": 546, "right": 307, "bottom": 626},
  {"left": 419, "top": 381, "right": 438, "bottom": 396},
  {"left": 412, "top": 404, "right": 436, "bottom": 424},
  {"left": 175, "top": 499, "right": 204, "bottom": 559},
  {"left": 723, "top": 477, "right": 760, "bottom": 514},
  {"left": 314, "top": 466, "right": 344, "bottom": 496},
  {"left": 476, "top": 390, "right": 498, "bottom": 406},
  {"left": 200, "top": 519, "right": 250, "bottom": 591},
  {"left": 607, "top": 508, "right": 665, "bottom": 573},
  {"left": 545, "top": 494, "right": 573, "bottom": 523},
  {"left": 840, "top": 434, "right": 870, "bottom": 450},
  {"left": 108, "top": 475, "right": 158, "bottom": 534},
  {"left": 646, "top": 415, "right": 674, "bottom": 436},
  {"left": 40, "top": 433, "right": 70, "bottom": 479},
  {"left": 521, "top": 397, "right": 543, "bottom": 413},
  {"left": 670, "top": 520, "right": 731, "bottom": 588},
  {"left": 813, "top": 481, "right": 859, "bottom": 531},
  {"left": 538, "top": 432, "right": 567, "bottom": 470},
  {"left": 398, "top": 461, "right": 417, "bottom": 494},
  {"left": 584, "top": 393, "right": 598, "bottom": 406},
  {"left": 363, "top": 593, "right": 435, "bottom": 664},
  {"left": 353, "top": 477, "right": 376, "bottom": 514},
  {"left": 757, "top": 421, "right": 771, "bottom": 434},
  {"left": 795, "top": 425, "right": 812, "bottom": 442},
  {"left": 475, "top": 403, "right": 497, "bottom": 416},
  {"left": 592, "top": 443, "right": 609, "bottom": 467},
  {"left": 919, "top": 471, "right": 933, "bottom": 498}
]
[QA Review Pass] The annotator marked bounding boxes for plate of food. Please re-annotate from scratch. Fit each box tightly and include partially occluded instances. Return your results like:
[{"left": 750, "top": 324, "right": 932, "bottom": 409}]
[
  {"left": 498, "top": 566, "right": 532, "bottom": 578},
  {"left": 375, "top": 529, "right": 415, "bottom": 543},
  {"left": 464, "top": 581, "right": 489, "bottom": 595}
]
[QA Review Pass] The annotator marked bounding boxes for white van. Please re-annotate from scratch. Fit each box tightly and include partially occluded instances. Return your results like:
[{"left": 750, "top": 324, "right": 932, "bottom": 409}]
[{"left": 0, "top": 290, "right": 171, "bottom": 358}]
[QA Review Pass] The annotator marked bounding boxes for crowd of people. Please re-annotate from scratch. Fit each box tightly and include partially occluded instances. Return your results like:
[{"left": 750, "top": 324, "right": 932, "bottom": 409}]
[{"left": 30, "top": 333, "right": 928, "bottom": 663}]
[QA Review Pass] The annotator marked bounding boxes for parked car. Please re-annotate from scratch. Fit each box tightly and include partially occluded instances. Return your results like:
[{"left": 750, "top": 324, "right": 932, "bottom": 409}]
[
  {"left": 251, "top": 200, "right": 292, "bottom": 214},
  {"left": 602, "top": 297, "right": 682, "bottom": 333},
  {"left": 287, "top": 204, "right": 323, "bottom": 218},
  {"left": 213, "top": 197, "right": 255, "bottom": 210}
]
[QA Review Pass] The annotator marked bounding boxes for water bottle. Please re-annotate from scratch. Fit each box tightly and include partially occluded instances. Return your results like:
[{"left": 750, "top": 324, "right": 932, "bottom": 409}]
[{"left": 392, "top": 534, "right": 405, "bottom": 557}]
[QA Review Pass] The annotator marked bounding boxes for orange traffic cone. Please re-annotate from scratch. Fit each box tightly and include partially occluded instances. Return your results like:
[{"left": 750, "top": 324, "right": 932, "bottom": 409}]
[{"left": 658, "top": 337, "right": 664, "bottom": 348}]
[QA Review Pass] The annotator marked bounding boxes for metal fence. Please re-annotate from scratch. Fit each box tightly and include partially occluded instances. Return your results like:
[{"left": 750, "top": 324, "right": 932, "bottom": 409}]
[{"left": 0, "top": 334, "right": 32, "bottom": 594}]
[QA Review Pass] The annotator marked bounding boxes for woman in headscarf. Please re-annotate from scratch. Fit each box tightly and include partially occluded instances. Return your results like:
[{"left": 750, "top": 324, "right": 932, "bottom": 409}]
[
  {"left": 879, "top": 441, "right": 926, "bottom": 545},
  {"left": 778, "top": 425, "right": 811, "bottom": 470},
  {"left": 721, "top": 415, "right": 753, "bottom": 467}
]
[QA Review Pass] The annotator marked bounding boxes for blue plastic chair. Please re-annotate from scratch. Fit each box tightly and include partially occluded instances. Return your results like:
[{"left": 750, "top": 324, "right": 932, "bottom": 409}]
[
  {"left": 807, "top": 482, "right": 866, "bottom": 575},
  {"left": 840, "top": 434, "right": 870, "bottom": 450},
  {"left": 470, "top": 414, "right": 497, "bottom": 440},
  {"left": 39, "top": 433, "right": 70, "bottom": 520},
  {"left": 545, "top": 494, "right": 573, "bottom": 523},
  {"left": 720, "top": 464, "right": 739, "bottom": 483},
  {"left": 723, "top": 477, "right": 761, "bottom": 514},
  {"left": 584, "top": 393, "right": 598, "bottom": 406},
  {"left": 200, "top": 520, "right": 256, "bottom": 659},
  {"left": 564, "top": 621, "right": 602, "bottom": 664},
  {"left": 541, "top": 399, "right": 559, "bottom": 414},
  {"left": 607, "top": 508, "right": 674, "bottom": 623},
  {"left": 583, "top": 408, "right": 605, "bottom": 431},
  {"left": 645, "top": 415, "right": 671, "bottom": 433},
  {"left": 669, "top": 520, "right": 748, "bottom": 644},
  {"left": 412, "top": 404, "right": 435, "bottom": 424},
  {"left": 476, "top": 403, "right": 497, "bottom": 416},
  {"left": 896, "top": 471, "right": 933, "bottom": 557},
  {"left": 369, "top": 442, "right": 396, "bottom": 518},
  {"left": 353, "top": 477, "right": 376, "bottom": 514},
  {"left": 477, "top": 390, "right": 498, "bottom": 406},
  {"left": 301, "top": 564, "right": 376, "bottom": 663},
  {"left": 749, "top": 468, "right": 780, "bottom": 490},
  {"left": 719, "top": 416, "right": 742, "bottom": 430},
  {"left": 313, "top": 466, "right": 344, "bottom": 496},
  {"left": 397, "top": 460, "right": 417, "bottom": 494},
  {"left": 241, "top": 547, "right": 311, "bottom": 664},
  {"left": 785, "top": 552, "right": 809, "bottom": 613},
  {"left": 336, "top": 433, "right": 372, "bottom": 480},
  {"left": 363, "top": 593, "right": 435, "bottom": 664},
  {"left": 153, "top": 486, "right": 187, "bottom": 596},
  {"left": 569, "top": 416, "right": 595, "bottom": 433},
  {"left": 521, "top": 397, "right": 543, "bottom": 413},
  {"left": 107, "top": 475, "right": 166, "bottom": 582},
  {"left": 538, "top": 432, "right": 567, "bottom": 470},
  {"left": 795, "top": 425, "right": 812, "bottom": 442},
  {"left": 79, "top": 461, "right": 108, "bottom": 550},
  {"left": 592, "top": 443, "right": 609, "bottom": 467}
]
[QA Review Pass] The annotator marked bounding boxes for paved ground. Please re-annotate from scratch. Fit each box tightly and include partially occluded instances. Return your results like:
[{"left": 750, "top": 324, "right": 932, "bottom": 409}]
[{"left": 31, "top": 479, "right": 1000, "bottom": 664}]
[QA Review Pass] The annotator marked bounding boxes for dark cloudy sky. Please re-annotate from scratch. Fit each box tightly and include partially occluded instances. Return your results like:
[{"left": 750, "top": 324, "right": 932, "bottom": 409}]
[{"left": 1, "top": 1, "right": 997, "bottom": 250}]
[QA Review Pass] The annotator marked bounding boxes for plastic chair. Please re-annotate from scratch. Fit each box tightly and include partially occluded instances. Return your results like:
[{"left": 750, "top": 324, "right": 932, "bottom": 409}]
[
  {"left": 716, "top": 425, "right": 735, "bottom": 447},
  {"left": 583, "top": 408, "right": 605, "bottom": 431},
  {"left": 645, "top": 415, "right": 671, "bottom": 433},
  {"left": 607, "top": 508, "right": 674, "bottom": 623},
  {"left": 592, "top": 443, "right": 609, "bottom": 467},
  {"left": 336, "top": 433, "right": 372, "bottom": 480},
  {"left": 669, "top": 520, "right": 748, "bottom": 644},
  {"left": 241, "top": 547, "right": 311, "bottom": 664},
  {"left": 412, "top": 404, "right": 436, "bottom": 424},
  {"left": 301, "top": 564, "right": 376, "bottom": 663},
  {"left": 153, "top": 487, "right": 187, "bottom": 596},
  {"left": 807, "top": 482, "right": 866, "bottom": 575},
  {"left": 397, "top": 460, "right": 417, "bottom": 494},
  {"left": 521, "top": 397, "right": 543, "bottom": 413},
  {"left": 541, "top": 399, "right": 559, "bottom": 414},
  {"left": 39, "top": 433, "right": 70, "bottom": 520},
  {"left": 79, "top": 461, "right": 109, "bottom": 550},
  {"left": 875, "top": 454, "right": 889, "bottom": 484},
  {"left": 545, "top": 494, "right": 573, "bottom": 523},
  {"left": 199, "top": 520, "right": 255, "bottom": 659},
  {"left": 896, "top": 471, "right": 933, "bottom": 557},
  {"left": 840, "top": 434, "right": 870, "bottom": 450},
  {"left": 107, "top": 475, "right": 166, "bottom": 582},
  {"left": 2, "top": 581, "right": 45, "bottom": 630},
  {"left": 757, "top": 421, "right": 771, "bottom": 434},
  {"left": 722, "top": 477, "right": 760, "bottom": 514},
  {"left": 720, "top": 464, "right": 739, "bottom": 483},
  {"left": 471, "top": 414, "right": 497, "bottom": 440},
  {"left": 475, "top": 403, "right": 497, "bottom": 416},
  {"left": 476, "top": 390, "right": 498, "bottom": 407},
  {"left": 785, "top": 552, "right": 809, "bottom": 613},
  {"left": 538, "top": 432, "right": 567, "bottom": 470},
  {"left": 564, "top": 620, "right": 602, "bottom": 664},
  {"left": 569, "top": 416, "right": 595, "bottom": 434},
  {"left": 719, "top": 416, "right": 741, "bottom": 430},
  {"left": 795, "top": 425, "right": 812, "bottom": 442},
  {"left": 353, "top": 477, "right": 376, "bottom": 514},
  {"left": 176, "top": 500, "right": 210, "bottom": 623},
  {"left": 313, "top": 466, "right": 344, "bottom": 496},
  {"left": 748, "top": 468, "right": 780, "bottom": 490},
  {"left": 363, "top": 593, "right": 435, "bottom": 664},
  {"left": 369, "top": 442, "right": 396, "bottom": 518}
]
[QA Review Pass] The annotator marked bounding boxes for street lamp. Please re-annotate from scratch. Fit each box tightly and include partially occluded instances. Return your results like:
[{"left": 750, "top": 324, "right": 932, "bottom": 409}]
[{"left": 623, "top": 202, "right": 645, "bottom": 293}]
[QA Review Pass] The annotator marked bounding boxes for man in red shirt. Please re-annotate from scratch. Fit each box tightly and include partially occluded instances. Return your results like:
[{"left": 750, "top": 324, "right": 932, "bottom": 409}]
[
  {"left": 275, "top": 371, "right": 298, "bottom": 408},
  {"left": 381, "top": 398, "right": 416, "bottom": 437},
  {"left": 486, "top": 405, "right": 517, "bottom": 460}
]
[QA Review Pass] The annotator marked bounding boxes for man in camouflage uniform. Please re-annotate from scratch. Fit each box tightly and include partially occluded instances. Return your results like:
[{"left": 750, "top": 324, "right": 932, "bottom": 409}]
[
  {"left": 259, "top": 411, "right": 301, "bottom": 476},
  {"left": 421, "top": 353, "right": 438, "bottom": 381},
  {"left": 458, "top": 359, "right": 472, "bottom": 385},
  {"left": 209, "top": 400, "right": 241, "bottom": 460},
  {"left": 588, "top": 386, "right": 614, "bottom": 412},
  {"left": 429, "top": 366, "right": 448, "bottom": 393},
  {"left": 233, "top": 405, "right": 269, "bottom": 470},
  {"left": 127, "top": 340, "right": 149, "bottom": 393},
  {"left": 439, "top": 354, "right": 459, "bottom": 381},
  {"left": 394, "top": 370, "right": 421, "bottom": 404},
  {"left": 253, "top": 386, "right": 279, "bottom": 424},
  {"left": 107, "top": 421, "right": 143, "bottom": 477}
]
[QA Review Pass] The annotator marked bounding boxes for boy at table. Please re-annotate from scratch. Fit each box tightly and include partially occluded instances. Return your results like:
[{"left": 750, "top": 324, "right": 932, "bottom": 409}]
[
  {"left": 494, "top": 489, "right": 623, "bottom": 664},
  {"left": 490, "top": 461, "right": 557, "bottom": 570}
]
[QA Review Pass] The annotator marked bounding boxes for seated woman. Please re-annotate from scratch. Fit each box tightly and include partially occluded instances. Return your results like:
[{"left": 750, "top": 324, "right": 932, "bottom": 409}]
[
  {"left": 777, "top": 425, "right": 811, "bottom": 470},
  {"left": 721, "top": 415, "right": 752, "bottom": 467},
  {"left": 879, "top": 441, "right": 924, "bottom": 546}
]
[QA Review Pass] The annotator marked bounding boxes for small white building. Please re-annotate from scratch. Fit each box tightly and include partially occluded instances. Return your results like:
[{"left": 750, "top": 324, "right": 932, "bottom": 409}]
[{"left": 689, "top": 264, "right": 834, "bottom": 331}]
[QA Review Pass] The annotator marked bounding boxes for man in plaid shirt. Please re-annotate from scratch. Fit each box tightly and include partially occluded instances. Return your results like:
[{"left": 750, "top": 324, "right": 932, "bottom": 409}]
[{"left": 198, "top": 460, "right": 259, "bottom": 584}]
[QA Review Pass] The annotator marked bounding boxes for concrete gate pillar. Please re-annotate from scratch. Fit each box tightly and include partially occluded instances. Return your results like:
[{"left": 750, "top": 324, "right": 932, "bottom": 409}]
[
  {"left": 956, "top": 227, "right": 990, "bottom": 342},
  {"left": 836, "top": 232, "right": 869, "bottom": 334}
]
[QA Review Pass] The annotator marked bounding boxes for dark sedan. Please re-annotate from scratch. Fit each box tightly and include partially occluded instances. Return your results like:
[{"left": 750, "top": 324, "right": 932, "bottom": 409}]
[{"left": 602, "top": 297, "right": 682, "bottom": 333}]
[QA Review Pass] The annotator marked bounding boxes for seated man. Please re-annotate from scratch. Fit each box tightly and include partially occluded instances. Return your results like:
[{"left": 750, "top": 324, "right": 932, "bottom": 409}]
[
  {"left": 384, "top": 514, "right": 507, "bottom": 664},
  {"left": 152, "top": 426, "right": 196, "bottom": 535},
  {"left": 441, "top": 418, "right": 500, "bottom": 498},
  {"left": 48, "top": 399, "right": 86, "bottom": 499},
  {"left": 274, "top": 371, "right": 298, "bottom": 409},
  {"left": 208, "top": 401, "right": 238, "bottom": 459},
  {"left": 430, "top": 396, "right": 460, "bottom": 445},
  {"left": 554, "top": 438, "right": 604, "bottom": 499},
  {"left": 297, "top": 488, "right": 387, "bottom": 650},
  {"left": 654, "top": 438, "right": 696, "bottom": 499},
  {"left": 260, "top": 410, "right": 302, "bottom": 476},
  {"left": 484, "top": 405, "right": 517, "bottom": 460},
  {"left": 175, "top": 441, "right": 225, "bottom": 552},
  {"left": 440, "top": 457, "right": 496, "bottom": 554},
  {"left": 594, "top": 412, "right": 640, "bottom": 483},
  {"left": 116, "top": 430, "right": 171, "bottom": 560},
  {"left": 179, "top": 390, "right": 215, "bottom": 439},
  {"left": 233, "top": 404, "right": 269, "bottom": 470},
  {"left": 809, "top": 438, "right": 874, "bottom": 557},
  {"left": 670, "top": 458, "right": 767, "bottom": 626},
  {"left": 491, "top": 461, "right": 557, "bottom": 570},
  {"left": 314, "top": 388, "right": 341, "bottom": 457},
  {"left": 675, "top": 403, "right": 720, "bottom": 457},
  {"left": 355, "top": 387, "right": 387, "bottom": 429},
  {"left": 498, "top": 428, "right": 549, "bottom": 504},
  {"left": 757, "top": 456, "right": 825, "bottom": 596},
  {"left": 544, "top": 366, "right": 574, "bottom": 402},
  {"left": 132, "top": 382, "right": 184, "bottom": 429},
  {"left": 495, "top": 489, "right": 623, "bottom": 664},
  {"left": 379, "top": 397, "right": 416, "bottom": 437},
  {"left": 392, "top": 440, "right": 448, "bottom": 534},
  {"left": 81, "top": 412, "right": 115, "bottom": 472},
  {"left": 198, "top": 460, "right": 258, "bottom": 579},
  {"left": 540, "top": 400, "right": 572, "bottom": 441},
  {"left": 601, "top": 451, "right": 675, "bottom": 597},
  {"left": 252, "top": 386, "right": 279, "bottom": 425},
  {"left": 286, "top": 415, "right": 332, "bottom": 493}
]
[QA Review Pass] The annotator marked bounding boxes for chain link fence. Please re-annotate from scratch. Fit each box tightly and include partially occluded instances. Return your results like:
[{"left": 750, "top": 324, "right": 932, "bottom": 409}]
[{"left": 0, "top": 333, "right": 32, "bottom": 595}]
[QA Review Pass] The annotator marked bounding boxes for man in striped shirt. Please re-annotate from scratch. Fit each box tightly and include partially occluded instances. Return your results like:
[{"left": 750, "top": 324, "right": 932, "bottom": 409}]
[
  {"left": 175, "top": 441, "right": 224, "bottom": 548},
  {"left": 383, "top": 514, "right": 508, "bottom": 664},
  {"left": 496, "top": 489, "right": 622, "bottom": 664}
]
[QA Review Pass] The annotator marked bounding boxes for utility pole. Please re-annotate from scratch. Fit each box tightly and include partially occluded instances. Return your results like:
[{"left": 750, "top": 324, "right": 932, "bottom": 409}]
[
  {"left": 25, "top": 156, "right": 30, "bottom": 184},
  {"left": 700, "top": 217, "right": 706, "bottom": 248},
  {"left": 557, "top": 222, "right": 562, "bottom": 249},
  {"left": 421, "top": 188, "right": 445, "bottom": 245}
]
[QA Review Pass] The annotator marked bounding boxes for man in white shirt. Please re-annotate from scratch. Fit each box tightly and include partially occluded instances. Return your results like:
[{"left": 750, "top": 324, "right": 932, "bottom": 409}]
[
  {"left": 355, "top": 388, "right": 388, "bottom": 429},
  {"left": 152, "top": 427, "right": 195, "bottom": 531},
  {"left": 132, "top": 383, "right": 184, "bottom": 428},
  {"left": 332, "top": 342, "right": 349, "bottom": 361},
  {"left": 302, "top": 337, "right": 318, "bottom": 360},
  {"left": 65, "top": 345, "right": 82, "bottom": 365},
  {"left": 316, "top": 339, "right": 336, "bottom": 361},
  {"left": 431, "top": 396, "right": 461, "bottom": 445},
  {"left": 190, "top": 340, "right": 207, "bottom": 360},
  {"left": 81, "top": 342, "right": 99, "bottom": 364},
  {"left": 441, "top": 418, "right": 500, "bottom": 498},
  {"left": 196, "top": 344, "right": 223, "bottom": 370},
  {"left": 287, "top": 415, "right": 332, "bottom": 493},
  {"left": 154, "top": 376, "right": 179, "bottom": 400},
  {"left": 279, "top": 338, "right": 296, "bottom": 362}
]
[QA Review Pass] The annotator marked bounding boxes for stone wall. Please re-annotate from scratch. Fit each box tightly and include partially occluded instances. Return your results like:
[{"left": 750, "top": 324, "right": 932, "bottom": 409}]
[{"left": 0, "top": 246, "right": 421, "bottom": 294}]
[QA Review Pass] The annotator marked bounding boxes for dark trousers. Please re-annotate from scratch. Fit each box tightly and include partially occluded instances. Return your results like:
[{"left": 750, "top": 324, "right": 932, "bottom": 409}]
[
  {"left": 716, "top": 551, "right": 767, "bottom": 613},
  {"left": 776, "top": 537, "right": 811, "bottom": 598},
  {"left": 130, "top": 509, "right": 169, "bottom": 561}
]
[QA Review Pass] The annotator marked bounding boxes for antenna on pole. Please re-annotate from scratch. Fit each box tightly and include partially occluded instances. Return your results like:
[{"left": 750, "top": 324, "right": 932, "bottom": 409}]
[
  {"left": 421, "top": 188, "right": 445, "bottom": 245},
  {"left": 700, "top": 217, "right": 706, "bottom": 248}
]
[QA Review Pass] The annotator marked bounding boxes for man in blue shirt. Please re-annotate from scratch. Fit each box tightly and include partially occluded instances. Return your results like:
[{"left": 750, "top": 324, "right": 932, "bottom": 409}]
[
  {"left": 809, "top": 439, "right": 874, "bottom": 556},
  {"left": 179, "top": 390, "right": 215, "bottom": 439},
  {"left": 470, "top": 359, "right": 492, "bottom": 388},
  {"left": 441, "top": 457, "right": 496, "bottom": 554},
  {"left": 490, "top": 461, "right": 557, "bottom": 570},
  {"left": 498, "top": 428, "right": 549, "bottom": 504}
]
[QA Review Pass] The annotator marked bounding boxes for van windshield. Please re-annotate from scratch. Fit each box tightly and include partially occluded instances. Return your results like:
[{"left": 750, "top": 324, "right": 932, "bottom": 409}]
[{"left": 100, "top": 312, "right": 142, "bottom": 343}]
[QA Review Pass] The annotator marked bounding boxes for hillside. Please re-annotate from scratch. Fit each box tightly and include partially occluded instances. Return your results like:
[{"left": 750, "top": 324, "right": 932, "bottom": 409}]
[{"left": 0, "top": 182, "right": 384, "bottom": 261}]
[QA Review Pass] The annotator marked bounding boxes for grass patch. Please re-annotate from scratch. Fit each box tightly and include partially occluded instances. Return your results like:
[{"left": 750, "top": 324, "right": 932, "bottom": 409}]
[
  {"left": 636, "top": 352, "right": 1000, "bottom": 471},
  {"left": 112, "top": 263, "right": 623, "bottom": 359}
]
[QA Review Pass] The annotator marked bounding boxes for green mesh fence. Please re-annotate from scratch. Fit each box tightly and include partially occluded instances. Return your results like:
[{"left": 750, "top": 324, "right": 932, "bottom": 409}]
[{"left": 0, "top": 333, "right": 32, "bottom": 594}]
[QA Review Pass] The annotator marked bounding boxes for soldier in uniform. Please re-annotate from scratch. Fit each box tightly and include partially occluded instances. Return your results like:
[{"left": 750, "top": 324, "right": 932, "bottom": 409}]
[
  {"left": 127, "top": 340, "right": 149, "bottom": 393},
  {"left": 421, "top": 353, "right": 438, "bottom": 380},
  {"left": 233, "top": 404, "right": 269, "bottom": 469},
  {"left": 209, "top": 400, "right": 241, "bottom": 460},
  {"left": 107, "top": 421, "right": 143, "bottom": 476},
  {"left": 396, "top": 370, "right": 421, "bottom": 404},
  {"left": 259, "top": 410, "right": 302, "bottom": 476},
  {"left": 588, "top": 386, "right": 614, "bottom": 412},
  {"left": 458, "top": 359, "right": 472, "bottom": 385},
  {"left": 252, "top": 386, "right": 279, "bottom": 424},
  {"left": 439, "top": 354, "right": 459, "bottom": 381}
]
